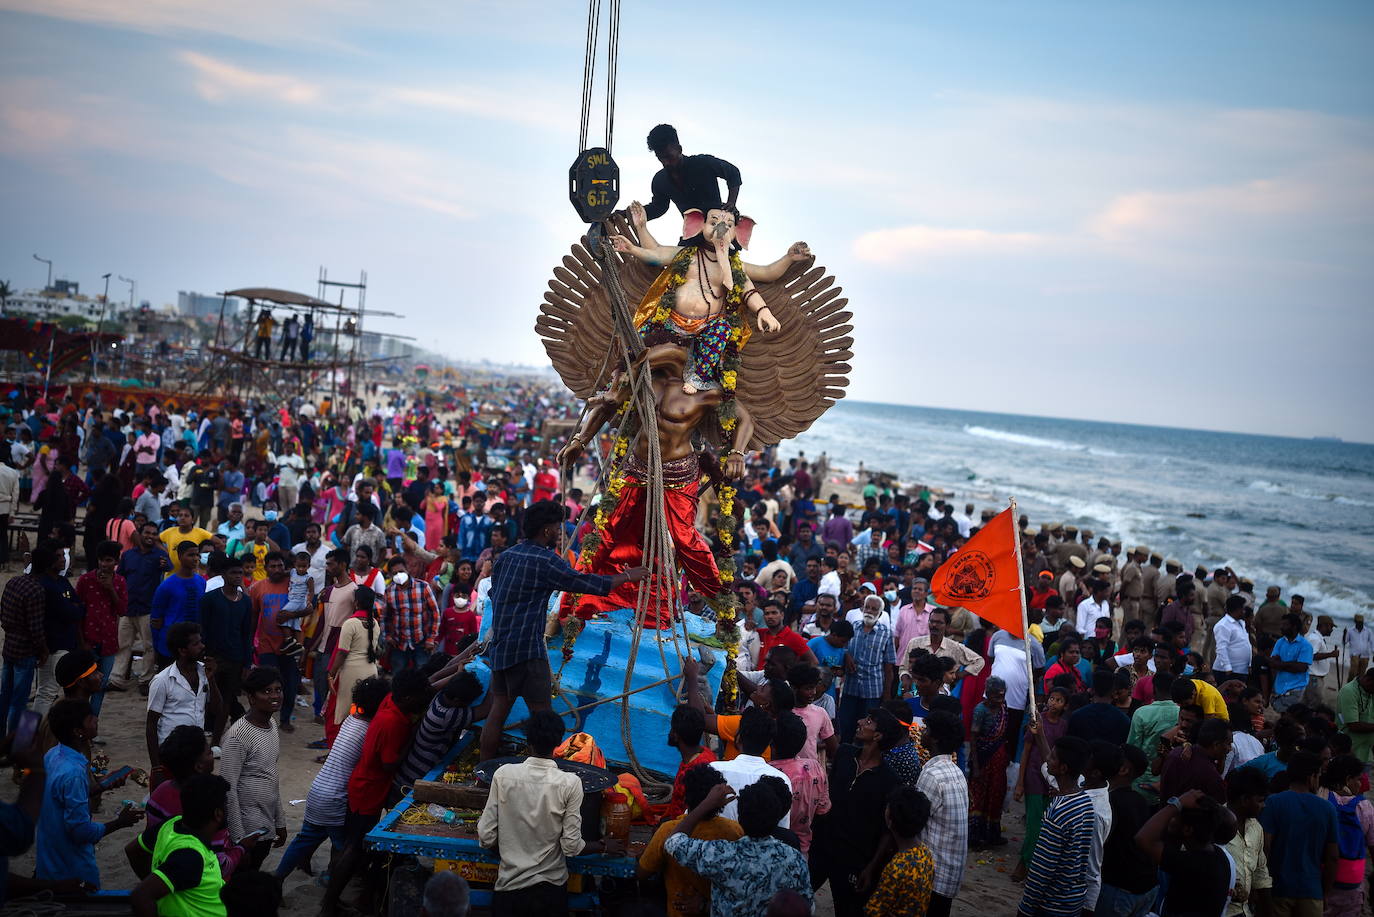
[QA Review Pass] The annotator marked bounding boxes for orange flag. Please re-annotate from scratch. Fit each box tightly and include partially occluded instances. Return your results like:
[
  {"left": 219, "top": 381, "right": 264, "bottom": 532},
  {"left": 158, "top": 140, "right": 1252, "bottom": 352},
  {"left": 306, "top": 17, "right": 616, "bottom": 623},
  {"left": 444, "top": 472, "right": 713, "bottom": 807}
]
[{"left": 930, "top": 507, "right": 1025, "bottom": 637}]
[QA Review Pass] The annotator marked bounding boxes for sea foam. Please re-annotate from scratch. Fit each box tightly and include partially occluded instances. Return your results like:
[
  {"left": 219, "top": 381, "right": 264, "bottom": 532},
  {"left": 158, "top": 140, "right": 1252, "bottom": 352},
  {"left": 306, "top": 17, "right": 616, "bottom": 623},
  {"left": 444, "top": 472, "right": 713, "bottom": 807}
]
[{"left": 964, "top": 425, "right": 1121, "bottom": 457}]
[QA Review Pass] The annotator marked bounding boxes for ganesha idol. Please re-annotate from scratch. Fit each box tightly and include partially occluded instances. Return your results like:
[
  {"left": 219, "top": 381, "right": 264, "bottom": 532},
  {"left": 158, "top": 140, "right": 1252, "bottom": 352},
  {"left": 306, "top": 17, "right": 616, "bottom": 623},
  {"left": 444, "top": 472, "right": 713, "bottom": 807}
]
[
  {"left": 536, "top": 203, "right": 854, "bottom": 627},
  {"left": 610, "top": 201, "right": 811, "bottom": 394}
]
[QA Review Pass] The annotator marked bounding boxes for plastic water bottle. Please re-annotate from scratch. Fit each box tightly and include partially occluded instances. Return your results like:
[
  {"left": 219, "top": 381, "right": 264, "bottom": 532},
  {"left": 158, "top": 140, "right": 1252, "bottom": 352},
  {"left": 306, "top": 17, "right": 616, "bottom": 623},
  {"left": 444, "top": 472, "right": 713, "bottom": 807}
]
[{"left": 426, "top": 804, "right": 460, "bottom": 825}]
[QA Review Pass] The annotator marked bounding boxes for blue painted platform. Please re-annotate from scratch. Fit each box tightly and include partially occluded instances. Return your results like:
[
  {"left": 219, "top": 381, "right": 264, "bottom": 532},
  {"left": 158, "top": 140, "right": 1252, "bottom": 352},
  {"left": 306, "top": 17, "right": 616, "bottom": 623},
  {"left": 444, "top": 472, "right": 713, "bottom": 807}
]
[{"left": 469, "top": 605, "right": 723, "bottom": 779}]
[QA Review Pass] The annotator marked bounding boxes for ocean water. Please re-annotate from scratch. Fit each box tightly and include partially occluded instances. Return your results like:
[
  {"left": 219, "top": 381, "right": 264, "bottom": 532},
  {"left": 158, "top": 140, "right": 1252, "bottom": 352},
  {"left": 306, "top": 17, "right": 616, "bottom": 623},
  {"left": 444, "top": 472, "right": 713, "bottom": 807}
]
[{"left": 786, "top": 401, "right": 1374, "bottom": 625}]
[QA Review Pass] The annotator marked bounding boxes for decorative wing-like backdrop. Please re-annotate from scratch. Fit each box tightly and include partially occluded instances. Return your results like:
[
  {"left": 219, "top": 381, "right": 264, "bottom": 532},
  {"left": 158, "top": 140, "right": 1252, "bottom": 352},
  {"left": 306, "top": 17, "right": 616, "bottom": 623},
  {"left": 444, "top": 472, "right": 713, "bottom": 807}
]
[{"left": 536, "top": 213, "right": 852, "bottom": 450}]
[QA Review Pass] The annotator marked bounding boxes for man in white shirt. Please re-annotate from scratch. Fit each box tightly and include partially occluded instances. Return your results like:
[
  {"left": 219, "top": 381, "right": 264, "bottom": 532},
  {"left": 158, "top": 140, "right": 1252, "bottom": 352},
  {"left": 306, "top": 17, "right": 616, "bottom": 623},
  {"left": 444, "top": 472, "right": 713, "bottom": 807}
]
[
  {"left": 146, "top": 621, "right": 219, "bottom": 766},
  {"left": 0, "top": 459, "right": 18, "bottom": 565},
  {"left": 956, "top": 503, "right": 975, "bottom": 539},
  {"left": 1304, "top": 613, "right": 1339, "bottom": 706},
  {"left": 990, "top": 643, "right": 1030, "bottom": 724},
  {"left": 817, "top": 555, "right": 841, "bottom": 597},
  {"left": 755, "top": 543, "right": 795, "bottom": 591},
  {"left": 708, "top": 707, "right": 792, "bottom": 827},
  {"left": 1211, "top": 595, "right": 1252, "bottom": 684},
  {"left": 845, "top": 593, "right": 891, "bottom": 632},
  {"left": 477, "top": 710, "right": 619, "bottom": 913},
  {"left": 1345, "top": 614, "right": 1374, "bottom": 682},
  {"left": 1075, "top": 579, "right": 1112, "bottom": 637},
  {"left": 292, "top": 522, "right": 331, "bottom": 587}
]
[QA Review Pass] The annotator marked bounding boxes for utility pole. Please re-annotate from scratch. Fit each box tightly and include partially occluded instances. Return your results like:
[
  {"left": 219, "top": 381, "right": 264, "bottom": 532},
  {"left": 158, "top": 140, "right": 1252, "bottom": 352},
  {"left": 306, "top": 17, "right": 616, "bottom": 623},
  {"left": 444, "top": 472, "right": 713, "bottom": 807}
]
[{"left": 32, "top": 254, "right": 52, "bottom": 289}]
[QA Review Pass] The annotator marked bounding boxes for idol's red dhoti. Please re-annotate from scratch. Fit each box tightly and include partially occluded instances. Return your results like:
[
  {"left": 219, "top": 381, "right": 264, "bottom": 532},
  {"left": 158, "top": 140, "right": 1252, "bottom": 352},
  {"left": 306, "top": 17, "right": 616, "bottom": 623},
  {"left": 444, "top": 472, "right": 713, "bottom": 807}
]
[{"left": 570, "top": 458, "right": 724, "bottom": 628}]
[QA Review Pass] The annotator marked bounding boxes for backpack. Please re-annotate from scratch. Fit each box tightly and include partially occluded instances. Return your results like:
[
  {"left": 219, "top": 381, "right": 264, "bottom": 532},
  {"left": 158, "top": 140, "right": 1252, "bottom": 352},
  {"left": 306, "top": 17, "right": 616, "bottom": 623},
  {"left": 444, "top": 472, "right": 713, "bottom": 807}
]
[{"left": 1332, "top": 794, "right": 1367, "bottom": 888}]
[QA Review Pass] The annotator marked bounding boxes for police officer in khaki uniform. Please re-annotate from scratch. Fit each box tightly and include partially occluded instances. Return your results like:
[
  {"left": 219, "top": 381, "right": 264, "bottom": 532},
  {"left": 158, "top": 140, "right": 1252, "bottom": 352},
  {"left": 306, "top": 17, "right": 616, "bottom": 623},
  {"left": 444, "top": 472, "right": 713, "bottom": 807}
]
[
  {"left": 1120, "top": 546, "right": 1146, "bottom": 619},
  {"left": 1202, "top": 568, "right": 1233, "bottom": 664},
  {"left": 1059, "top": 555, "right": 1086, "bottom": 608},
  {"left": 1054, "top": 525, "right": 1086, "bottom": 571},
  {"left": 1160, "top": 559, "right": 1183, "bottom": 610},
  {"left": 1141, "top": 551, "right": 1163, "bottom": 615}
]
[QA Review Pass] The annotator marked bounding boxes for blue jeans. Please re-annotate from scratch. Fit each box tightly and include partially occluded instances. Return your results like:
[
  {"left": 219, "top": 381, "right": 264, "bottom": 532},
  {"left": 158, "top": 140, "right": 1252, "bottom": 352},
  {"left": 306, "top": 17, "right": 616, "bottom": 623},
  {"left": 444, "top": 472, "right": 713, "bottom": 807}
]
[
  {"left": 1096, "top": 883, "right": 1157, "bottom": 917},
  {"left": 388, "top": 647, "right": 430, "bottom": 673},
  {"left": 261, "top": 653, "right": 300, "bottom": 727},
  {"left": 89, "top": 654, "right": 117, "bottom": 717},
  {"left": 0, "top": 657, "right": 37, "bottom": 732},
  {"left": 274, "top": 819, "right": 348, "bottom": 878}
]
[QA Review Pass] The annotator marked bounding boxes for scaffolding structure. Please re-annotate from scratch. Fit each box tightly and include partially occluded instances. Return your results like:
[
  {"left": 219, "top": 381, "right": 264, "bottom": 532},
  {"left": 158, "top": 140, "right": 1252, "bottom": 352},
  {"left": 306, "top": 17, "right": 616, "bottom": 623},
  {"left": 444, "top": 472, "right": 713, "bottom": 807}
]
[{"left": 186, "top": 270, "right": 409, "bottom": 405}]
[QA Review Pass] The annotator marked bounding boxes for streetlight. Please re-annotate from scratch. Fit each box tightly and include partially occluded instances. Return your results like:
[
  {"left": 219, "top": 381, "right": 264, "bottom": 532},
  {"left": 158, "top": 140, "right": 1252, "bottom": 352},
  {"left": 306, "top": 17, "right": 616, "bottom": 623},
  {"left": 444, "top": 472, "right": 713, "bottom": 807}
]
[
  {"left": 32, "top": 254, "right": 52, "bottom": 289},
  {"left": 93, "top": 273, "right": 112, "bottom": 381},
  {"left": 118, "top": 275, "right": 135, "bottom": 312}
]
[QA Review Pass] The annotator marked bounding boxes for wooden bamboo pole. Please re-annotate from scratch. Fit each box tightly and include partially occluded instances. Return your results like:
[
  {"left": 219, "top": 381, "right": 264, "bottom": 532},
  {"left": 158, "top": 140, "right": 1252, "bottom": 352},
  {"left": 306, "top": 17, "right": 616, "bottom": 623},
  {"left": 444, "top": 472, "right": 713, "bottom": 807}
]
[{"left": 1008, "top": 497, "right": 1037, "bottom": 726}]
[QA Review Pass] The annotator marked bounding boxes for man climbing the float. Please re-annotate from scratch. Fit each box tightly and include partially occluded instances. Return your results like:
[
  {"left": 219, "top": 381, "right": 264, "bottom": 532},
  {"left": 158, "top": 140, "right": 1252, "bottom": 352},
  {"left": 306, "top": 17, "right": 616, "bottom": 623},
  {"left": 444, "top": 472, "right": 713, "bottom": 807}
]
[
  {"left": 558, "top": 343, "right": 753, "bottom": 627},
  {"left": 609, "top": 202, "right": 810, "bottom": 394},
  {"left": 641, "top": 123, "right": 742, "bottom": 220}
]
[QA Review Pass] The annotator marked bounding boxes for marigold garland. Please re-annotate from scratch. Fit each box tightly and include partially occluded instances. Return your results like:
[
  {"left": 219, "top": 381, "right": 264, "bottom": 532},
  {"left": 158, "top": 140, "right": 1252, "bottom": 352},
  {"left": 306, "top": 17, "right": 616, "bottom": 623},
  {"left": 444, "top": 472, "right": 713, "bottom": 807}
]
[{"left": 711, "top": 457, "right": 741, "bottom": 706}]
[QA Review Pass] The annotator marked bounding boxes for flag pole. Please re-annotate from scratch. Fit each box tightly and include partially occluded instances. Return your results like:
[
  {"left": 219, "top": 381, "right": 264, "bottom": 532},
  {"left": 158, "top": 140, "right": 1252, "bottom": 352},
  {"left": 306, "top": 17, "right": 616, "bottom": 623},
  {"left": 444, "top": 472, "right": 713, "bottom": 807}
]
[{"left": 1008, "top": 497, "right": 1037, "bottom": 725}]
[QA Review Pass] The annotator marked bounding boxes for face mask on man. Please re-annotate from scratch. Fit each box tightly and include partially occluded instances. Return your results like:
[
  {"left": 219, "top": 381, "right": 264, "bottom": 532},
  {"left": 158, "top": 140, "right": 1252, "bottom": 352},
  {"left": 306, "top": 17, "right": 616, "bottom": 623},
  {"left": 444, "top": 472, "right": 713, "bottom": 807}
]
[
  {"left": 264, "top": 510, "right": 279, "bottom": 521},
  {"left": 884, "top": 590, "right": 898, "bottom": 603},
  {"left": 392, "top": 571, "right": 410, "bottom": 586}
]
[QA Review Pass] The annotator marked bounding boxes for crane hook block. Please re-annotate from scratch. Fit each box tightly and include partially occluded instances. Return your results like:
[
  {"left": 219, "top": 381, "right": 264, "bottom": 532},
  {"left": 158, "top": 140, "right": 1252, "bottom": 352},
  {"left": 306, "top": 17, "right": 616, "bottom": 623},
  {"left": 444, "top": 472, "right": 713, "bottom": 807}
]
[{"left": 569, "top": 147, "right": 620, "bottom": 223}]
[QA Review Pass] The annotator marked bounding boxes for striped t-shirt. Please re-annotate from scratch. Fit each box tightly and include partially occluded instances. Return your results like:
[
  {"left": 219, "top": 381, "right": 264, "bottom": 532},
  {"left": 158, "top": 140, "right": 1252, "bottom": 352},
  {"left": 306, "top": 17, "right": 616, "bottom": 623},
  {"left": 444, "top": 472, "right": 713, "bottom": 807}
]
[
  {"left": 1019, "top": 790, "right": 1095, "bottom": 916},
  {"left": 396, "top": 695, "right": 475, "bottom": 789},
  {"left": 304, "top": 715, "right": 369, "bottom": 827}
]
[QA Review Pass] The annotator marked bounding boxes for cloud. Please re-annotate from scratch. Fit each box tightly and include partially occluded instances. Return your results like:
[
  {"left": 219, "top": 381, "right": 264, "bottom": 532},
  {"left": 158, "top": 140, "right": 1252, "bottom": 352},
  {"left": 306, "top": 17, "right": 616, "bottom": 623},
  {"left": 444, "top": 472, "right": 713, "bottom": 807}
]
[
  {"left": 383, "top": 85, "right": 566, "bottom": 131},
  {"left": 852, "top": 225, "right": 1048, "bottom": 265},
  {"left": 1089, "top": 179, "right": 1319, "bottom": 242},
  {"left": 0, "top": 98, "right": 78, "bottom": 155},
  {"left": 0, "top": 0, "right": 359, "bottom": 49},
  {"left": 178, "top": 51, "right": 321, "bottom": 106}
]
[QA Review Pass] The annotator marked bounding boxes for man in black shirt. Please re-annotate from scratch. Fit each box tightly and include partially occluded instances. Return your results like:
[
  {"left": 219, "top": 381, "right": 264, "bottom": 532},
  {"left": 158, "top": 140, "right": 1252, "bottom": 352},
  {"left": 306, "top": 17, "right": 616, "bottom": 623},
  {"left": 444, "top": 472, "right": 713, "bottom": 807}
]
[
  {"left": 1066, "top": 669, "right": 1131, "bottom": 746},
  {"left": 1098, "top": 745, "right": 1157, "bottom": 912},
  {"left": 199, "top": 554, "right": 254, "bottom": 743},
  {"left": 642, "top": 123, "right": 742, "bottom": 221}
]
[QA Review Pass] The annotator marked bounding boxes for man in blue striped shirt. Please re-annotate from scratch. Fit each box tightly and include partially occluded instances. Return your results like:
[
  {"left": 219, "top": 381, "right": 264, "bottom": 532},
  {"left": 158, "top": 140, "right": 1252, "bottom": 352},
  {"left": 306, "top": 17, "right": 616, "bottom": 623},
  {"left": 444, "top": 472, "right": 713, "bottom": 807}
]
[
  {"left": 1019, "top": 734, "right": 1096, "bottom": 916},
  {"left": 478, "top": 500, "right": 646, "bottom": 762}
]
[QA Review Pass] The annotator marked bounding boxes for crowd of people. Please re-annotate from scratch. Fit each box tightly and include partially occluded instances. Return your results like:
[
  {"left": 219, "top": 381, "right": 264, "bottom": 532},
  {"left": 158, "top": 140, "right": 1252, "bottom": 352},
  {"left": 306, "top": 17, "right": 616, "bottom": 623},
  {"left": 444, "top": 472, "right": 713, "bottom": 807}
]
[
  {"left": 604, "top": 455, "right": 1372, "bottom": 917},
  {"left": 0, "top": 379, "right": 572, "bottom": 914},
  {"left": 0, "top": 378, "right": 1368, "bottom": 917}
]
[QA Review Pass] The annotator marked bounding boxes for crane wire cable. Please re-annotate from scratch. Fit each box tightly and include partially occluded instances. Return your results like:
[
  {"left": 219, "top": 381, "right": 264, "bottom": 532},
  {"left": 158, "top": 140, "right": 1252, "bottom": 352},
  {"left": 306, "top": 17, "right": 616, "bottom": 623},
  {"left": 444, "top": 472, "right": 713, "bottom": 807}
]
[{"left": 569, "top": 0, "right": 703, "bottom": 788}]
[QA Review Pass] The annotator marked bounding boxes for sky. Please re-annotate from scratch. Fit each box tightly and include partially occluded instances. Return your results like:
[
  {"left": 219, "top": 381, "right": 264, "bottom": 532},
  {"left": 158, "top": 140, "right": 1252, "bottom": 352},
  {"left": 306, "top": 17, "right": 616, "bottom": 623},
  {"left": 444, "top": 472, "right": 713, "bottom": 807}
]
[{"left": 1, "top": 0, "right": 1371, "bottom": 440}]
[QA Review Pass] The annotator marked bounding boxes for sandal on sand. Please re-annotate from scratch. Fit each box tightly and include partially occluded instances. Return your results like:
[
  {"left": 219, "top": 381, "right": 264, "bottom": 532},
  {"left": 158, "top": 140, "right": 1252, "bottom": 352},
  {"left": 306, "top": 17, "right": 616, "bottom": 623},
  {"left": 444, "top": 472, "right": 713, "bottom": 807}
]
[
  {"left": 306, "top": 739, "right": 329, "bottom": 749},
  {"left": 314, "top": 755, "right": 329, "bottom": 764}
]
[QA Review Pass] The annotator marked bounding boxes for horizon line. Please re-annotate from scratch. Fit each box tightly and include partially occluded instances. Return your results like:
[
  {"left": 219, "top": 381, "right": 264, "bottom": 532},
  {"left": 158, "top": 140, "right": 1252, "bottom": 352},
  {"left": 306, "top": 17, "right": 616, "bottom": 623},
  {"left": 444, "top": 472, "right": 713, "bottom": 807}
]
[{"left": 828, "top": 398, "right": 1374, "bottom": 449}]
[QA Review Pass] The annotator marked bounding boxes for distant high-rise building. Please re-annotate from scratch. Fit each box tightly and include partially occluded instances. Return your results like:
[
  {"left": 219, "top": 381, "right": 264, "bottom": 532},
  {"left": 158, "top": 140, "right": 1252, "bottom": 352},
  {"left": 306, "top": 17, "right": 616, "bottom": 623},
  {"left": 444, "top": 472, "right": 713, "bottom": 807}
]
[{"left": 178, "top": 291, "right": 239, "bottom": 318}]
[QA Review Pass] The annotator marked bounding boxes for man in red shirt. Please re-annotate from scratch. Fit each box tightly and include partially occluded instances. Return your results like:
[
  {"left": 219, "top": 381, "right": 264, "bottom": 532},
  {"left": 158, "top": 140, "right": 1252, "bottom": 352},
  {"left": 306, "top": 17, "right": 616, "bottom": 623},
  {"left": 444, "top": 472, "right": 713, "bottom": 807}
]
[
  {"left": 321, "top": 668, "right": 432, "bottom": 917},
  {"left": 663, "top": 705, "right": 717, "bottom": 820},
  {"left": 249, "top": 553, "right": 306, "bottom": 732},
  {"left": 74, "top": 540, "right": 127, "bottom": 717},
  {"left": 755, "top": 600, "right": 818, "bottom": 670},
  {"left": 532, "top": 460, "right": 559, "bottom": 503}
]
